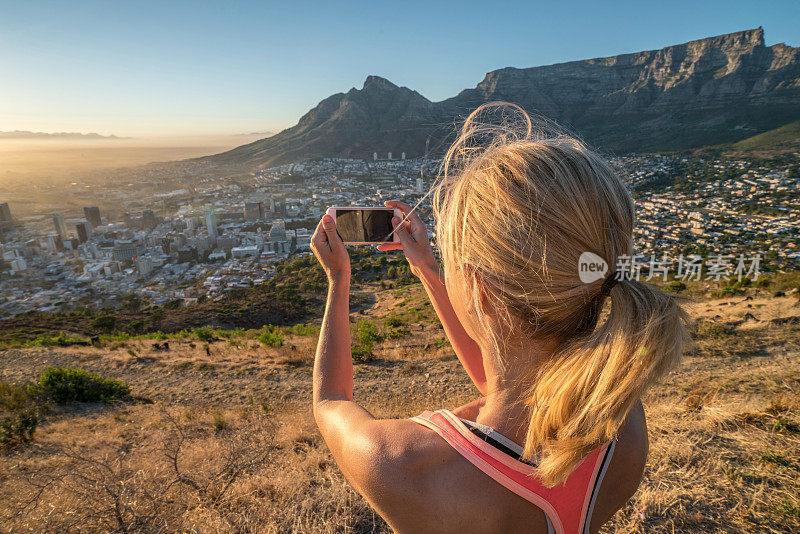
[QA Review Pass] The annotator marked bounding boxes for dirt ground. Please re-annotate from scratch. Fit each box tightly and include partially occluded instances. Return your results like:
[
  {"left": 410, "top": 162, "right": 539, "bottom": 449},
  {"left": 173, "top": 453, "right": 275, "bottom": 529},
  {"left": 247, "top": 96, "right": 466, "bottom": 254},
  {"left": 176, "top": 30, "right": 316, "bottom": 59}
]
[{"left": 1, "top": 291, "right": 799, "bottom": 533}]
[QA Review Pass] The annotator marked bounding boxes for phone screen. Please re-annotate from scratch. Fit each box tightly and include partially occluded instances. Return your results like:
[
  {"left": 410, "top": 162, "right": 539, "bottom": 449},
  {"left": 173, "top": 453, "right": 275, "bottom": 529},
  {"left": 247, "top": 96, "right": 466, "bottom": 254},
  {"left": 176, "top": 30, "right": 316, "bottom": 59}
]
[{"left": 335, "top": 209, "right": 395, "bottom": 243}]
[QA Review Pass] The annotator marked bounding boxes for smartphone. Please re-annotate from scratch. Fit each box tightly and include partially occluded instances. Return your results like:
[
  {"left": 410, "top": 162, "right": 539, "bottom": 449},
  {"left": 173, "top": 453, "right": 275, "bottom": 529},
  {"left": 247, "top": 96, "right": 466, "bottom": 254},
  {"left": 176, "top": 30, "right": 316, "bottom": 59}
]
[{"left": 325, "top": 207, "right": 402, "bottom": 245}]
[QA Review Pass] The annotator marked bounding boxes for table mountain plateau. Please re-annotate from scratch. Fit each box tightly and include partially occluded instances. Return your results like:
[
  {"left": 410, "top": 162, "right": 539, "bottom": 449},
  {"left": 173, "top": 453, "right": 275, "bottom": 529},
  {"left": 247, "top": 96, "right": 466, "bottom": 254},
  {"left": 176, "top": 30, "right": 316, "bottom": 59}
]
[{"left": 206, "top": 28, "right": 800, "bottom": 167}]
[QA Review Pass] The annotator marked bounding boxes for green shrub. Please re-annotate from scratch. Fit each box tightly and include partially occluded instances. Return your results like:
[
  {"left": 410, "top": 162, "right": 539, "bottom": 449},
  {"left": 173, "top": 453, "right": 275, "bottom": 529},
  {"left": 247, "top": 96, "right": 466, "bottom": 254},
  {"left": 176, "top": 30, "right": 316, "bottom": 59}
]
[
  {"left": 194, "top": 327, "right": 216, "bottom": 342},
  {"left": 212, "top": 410, "right": 228, "bottom": 432},
  {"left": 258, "top": 325, "right": 284, "bottom": 347},
  {"left": 385, "top": 316, "right": 402, "bottom": 328},
  {"left": 24, "top": 332, "right": 88, "bottom": 347},
  {"left": 288, "top": 323, "right": 319, "bottom": 337},
  {"left": 357, "top": 322, "right": 382, "bottom": 346},
  {"left": 35, "top": 367, "right": 130, "bottom": 404},
  {"left": 352, "top": 343, "right": 375, "bottom": 363},
  {"left": 0, "top": 381, "right": 38, "bottom": 446},
  {"left": 664, "top": 280, "right": 687, "bottom": 293},
  {"left": 386, "top": 326, "right": 409, "bottom": 339}
]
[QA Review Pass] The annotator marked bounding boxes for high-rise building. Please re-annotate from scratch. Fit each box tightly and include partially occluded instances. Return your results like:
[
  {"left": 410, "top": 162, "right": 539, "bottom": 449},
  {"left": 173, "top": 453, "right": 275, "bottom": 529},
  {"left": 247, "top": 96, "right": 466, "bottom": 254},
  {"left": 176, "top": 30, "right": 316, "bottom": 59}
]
[
  {"left": 373, "top": 152, "right": 378, "bottom": 161},
  {"left": 135, "top": 255, "right": 153, "bottom": 275},
  {"left": 83, "top": 206, "right": 102, "bottom": 229},
  {"left": 388, "top": 152, "right": 393, "bottom": 160},
  {"left": 401, "top": 152, "right": 406, "bottom": 160},
  {"left": 75, "top": 221, "right": 92, "bottom": 243},
  {"left": 0, "top": 203, "right": 13, "bottom": 231},
  {"left": 142, "top": 209, "right": 158, "bottom": 231},
  {"left": 205, "top": 209, "right": 218, "bottom": 238},
  {"left": 53, "top": 214, "right": 68, "bottom": 239},
  {"left": 268, "top": 220, "right": 287, "bottom": 242},
  {"left": 244, "top": 202, "right": 263, "bottom": 221},
  {"left": 113, "top": 240, "right": 145, "bottom": 262},
  {"left": 43, "top": 234, "right": 59, "bottom": 251},
  {"left": 416, "top": 177, "right": 424, "bottom": 195}
]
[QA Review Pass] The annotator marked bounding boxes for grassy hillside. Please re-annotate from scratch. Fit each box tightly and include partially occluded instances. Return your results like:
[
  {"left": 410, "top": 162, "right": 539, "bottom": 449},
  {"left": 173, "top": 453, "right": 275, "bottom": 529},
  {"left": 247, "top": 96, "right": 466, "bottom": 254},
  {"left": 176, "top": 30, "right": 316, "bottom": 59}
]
[
  {"left": 2, "top": 278, "right": 800, "bottom": 531},
  {"left": 716, "top": 120, "right": 800, "bottom": 155}
]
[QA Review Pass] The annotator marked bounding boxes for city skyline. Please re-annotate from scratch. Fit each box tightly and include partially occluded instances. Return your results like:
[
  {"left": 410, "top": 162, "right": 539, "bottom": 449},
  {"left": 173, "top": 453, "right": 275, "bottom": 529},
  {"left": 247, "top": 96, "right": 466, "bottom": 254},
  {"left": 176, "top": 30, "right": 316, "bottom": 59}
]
[{"left": 2, "top": 1, "right": 799, "bottom": 137}]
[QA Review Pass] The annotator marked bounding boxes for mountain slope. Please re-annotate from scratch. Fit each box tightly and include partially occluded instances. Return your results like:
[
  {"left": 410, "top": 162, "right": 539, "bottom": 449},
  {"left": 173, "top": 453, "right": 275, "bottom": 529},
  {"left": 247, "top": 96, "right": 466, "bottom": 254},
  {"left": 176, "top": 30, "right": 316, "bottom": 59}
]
[
  {"left": 209, "top": 76, "right": 447, "bottom": 166},
  {"left": 729, "top": 120, "right": 800, "bottom": 152},
  {"left": 206, "top": 28, "right": 800, "bottom": 167}
]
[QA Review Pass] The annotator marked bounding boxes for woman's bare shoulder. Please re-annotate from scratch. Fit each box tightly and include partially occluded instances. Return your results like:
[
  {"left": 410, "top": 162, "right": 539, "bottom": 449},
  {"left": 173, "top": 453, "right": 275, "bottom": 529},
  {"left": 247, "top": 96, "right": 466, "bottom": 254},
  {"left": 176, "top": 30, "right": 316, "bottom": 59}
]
[
  {"left": 351, "top": 417, "right": 472, "bottom": 532},
  {"left": 588, "top": 399, "right": 649, "bottom": 533}
]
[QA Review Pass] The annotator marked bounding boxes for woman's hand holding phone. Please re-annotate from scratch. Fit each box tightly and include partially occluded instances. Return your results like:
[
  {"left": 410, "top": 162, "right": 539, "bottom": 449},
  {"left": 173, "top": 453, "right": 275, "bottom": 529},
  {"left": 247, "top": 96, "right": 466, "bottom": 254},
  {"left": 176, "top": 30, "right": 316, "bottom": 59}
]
[
  {"left": 377, "top": 200, "right": 438, "bottom": 278},
  {"left": 311, "top": 214, "right": 351, "bottom": 283}
]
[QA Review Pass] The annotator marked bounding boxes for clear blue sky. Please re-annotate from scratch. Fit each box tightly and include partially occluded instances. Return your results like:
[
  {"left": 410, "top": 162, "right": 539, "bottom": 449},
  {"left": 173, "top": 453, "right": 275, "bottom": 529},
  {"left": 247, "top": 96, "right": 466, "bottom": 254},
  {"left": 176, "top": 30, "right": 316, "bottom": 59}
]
[{"left": 1, "top": 0, "right": 798, "bottom": 137}]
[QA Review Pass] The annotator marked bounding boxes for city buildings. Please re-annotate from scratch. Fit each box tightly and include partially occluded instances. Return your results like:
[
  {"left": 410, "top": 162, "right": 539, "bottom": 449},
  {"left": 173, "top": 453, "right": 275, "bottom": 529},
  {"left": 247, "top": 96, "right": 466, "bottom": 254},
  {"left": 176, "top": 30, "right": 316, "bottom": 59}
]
[
  {"left": 244, "top": 202, "right": 263, "bottom": 221},
  {"left": 0, "top": 153, "right": 797, "bottom": 318},
  {"left": 75, "top": 221, "right": 92, "bottom": 243},
  {"left": 0, "top": 202, "right": 13, "bottom": 234},
  {"left": 53, "top": 214, "right": 68, "bottom": 240},
  {"left": 206, "top": 209, "right": 218, "bottom": 239},
  {"left": 83, "top": 206, "right": 102, "bottom": 228}
]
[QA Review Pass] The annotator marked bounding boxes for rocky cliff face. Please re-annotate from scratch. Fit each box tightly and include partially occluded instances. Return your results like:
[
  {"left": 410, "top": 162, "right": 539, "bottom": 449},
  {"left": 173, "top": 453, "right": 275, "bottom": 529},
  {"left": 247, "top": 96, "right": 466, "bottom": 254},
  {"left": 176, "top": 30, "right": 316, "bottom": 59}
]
[{"left": 208, "top": 28, "right": 800, "bottom": 166}]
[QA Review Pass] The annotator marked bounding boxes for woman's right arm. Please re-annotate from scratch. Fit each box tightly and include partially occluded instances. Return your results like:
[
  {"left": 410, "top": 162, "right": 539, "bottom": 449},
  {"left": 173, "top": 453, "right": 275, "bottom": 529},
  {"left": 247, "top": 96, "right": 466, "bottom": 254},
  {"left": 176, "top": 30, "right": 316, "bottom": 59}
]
[{"left": 378, "top": 200, "right": 487, "bottom": 395}]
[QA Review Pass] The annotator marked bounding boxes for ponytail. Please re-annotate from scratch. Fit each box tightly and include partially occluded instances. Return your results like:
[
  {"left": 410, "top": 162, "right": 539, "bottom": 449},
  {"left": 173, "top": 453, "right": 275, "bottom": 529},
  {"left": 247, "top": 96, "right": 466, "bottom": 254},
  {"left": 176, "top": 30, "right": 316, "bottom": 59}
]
[{"left": 523, "top": 279, "right": 690, "bottom": 486}]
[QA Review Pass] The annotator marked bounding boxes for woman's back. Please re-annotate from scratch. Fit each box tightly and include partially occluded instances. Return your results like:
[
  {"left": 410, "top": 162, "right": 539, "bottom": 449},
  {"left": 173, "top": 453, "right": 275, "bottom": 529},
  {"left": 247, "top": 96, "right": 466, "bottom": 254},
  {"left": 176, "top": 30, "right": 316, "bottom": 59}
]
[{"left": 350, "top": 400, "right": 647, "bottom": 534}]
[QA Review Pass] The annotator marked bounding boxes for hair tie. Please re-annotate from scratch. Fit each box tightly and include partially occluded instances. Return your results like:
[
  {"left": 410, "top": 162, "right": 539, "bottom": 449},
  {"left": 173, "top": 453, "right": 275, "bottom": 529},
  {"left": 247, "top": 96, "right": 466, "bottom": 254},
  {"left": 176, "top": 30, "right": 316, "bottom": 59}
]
[{"left": 599, "top": 271, "right": 621, "bottom": 297}]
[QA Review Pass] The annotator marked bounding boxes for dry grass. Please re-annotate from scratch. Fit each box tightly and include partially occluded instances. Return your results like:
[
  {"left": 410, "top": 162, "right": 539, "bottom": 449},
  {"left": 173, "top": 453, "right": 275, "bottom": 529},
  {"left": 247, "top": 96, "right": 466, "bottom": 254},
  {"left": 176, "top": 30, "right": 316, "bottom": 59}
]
[{"left": 1, "top": 293, "right": 799, "bottom": 532}]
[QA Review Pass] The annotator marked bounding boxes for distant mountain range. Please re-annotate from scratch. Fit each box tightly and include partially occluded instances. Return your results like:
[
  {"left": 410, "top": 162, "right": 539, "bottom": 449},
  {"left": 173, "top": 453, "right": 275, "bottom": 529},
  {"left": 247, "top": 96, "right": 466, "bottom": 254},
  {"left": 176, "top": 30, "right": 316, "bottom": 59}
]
[
  {"left": 0, "top": 131, "right": 126, "bottom": 140},
  {"left": 205, "top": 28, "right": 800, "bottom": 167}
]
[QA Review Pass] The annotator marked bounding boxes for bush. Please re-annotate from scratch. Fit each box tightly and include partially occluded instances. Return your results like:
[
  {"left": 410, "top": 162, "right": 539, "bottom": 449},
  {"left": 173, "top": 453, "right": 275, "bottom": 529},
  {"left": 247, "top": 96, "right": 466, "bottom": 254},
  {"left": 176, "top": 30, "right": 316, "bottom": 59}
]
[
  {"left": 194, "top": 327, "right": 216, "bottom": 342},
  {"left": 385, "top": 316, "right": 402, "bottom": 328},
  {"left": 288, "top": 323, "right": 319, "bottom": 337},
  {"left": 35, "top": 367, "right": 130, "bottom": 404},
  {"left": 351, "top": 343, "right": 375, "bottom": 363},
  {"left": 258, "top": 325, "right": 284, "bottom": 347},
  {"left": 664, "top": 280, "right": 687, "bottom": 293},
  {"left": 357, "top": 322, "right": 382, "bottom": 346},
  {"left": 386, "top": 326, "right": 409, "bottom": 339},
  {"left": 0, "top": 381, "right": 38, "bottom": 446},
  {"left": 25, "top": 332, "right": 88, "bottom": 347}
]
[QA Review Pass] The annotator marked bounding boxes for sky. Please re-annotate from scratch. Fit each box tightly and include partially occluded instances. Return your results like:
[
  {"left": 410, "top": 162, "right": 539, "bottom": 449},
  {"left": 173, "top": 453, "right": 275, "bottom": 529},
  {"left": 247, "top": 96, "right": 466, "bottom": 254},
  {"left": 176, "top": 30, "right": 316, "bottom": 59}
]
[{"left": 1, "top": 0, "right": 799, "bottom": 138}]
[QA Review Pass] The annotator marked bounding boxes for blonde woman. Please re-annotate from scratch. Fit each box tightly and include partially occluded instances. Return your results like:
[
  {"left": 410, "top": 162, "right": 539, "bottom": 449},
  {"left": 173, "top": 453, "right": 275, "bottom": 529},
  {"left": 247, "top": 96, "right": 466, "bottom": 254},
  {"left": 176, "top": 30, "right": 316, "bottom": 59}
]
[{"left": 310, "top": 103, "right": 689, "bottom": 534}]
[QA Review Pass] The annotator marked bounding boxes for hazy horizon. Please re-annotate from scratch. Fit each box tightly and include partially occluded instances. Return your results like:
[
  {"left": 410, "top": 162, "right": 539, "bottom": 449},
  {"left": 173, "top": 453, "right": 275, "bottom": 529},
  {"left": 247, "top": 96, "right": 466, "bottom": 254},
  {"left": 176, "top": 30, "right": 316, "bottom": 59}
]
[{"left": 0, "top": 133, "right": 270, "bottom": 184}]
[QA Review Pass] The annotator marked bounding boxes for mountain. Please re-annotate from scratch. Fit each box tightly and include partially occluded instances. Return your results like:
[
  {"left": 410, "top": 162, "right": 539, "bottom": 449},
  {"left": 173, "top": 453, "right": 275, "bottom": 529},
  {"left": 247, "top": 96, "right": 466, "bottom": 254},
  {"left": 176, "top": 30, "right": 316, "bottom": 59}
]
[
  {"left": 0, "top": 131, "right": 126, "bottom": 140},
  {"left": 206, "top": 28, "right": 800, "bottom": 167}
]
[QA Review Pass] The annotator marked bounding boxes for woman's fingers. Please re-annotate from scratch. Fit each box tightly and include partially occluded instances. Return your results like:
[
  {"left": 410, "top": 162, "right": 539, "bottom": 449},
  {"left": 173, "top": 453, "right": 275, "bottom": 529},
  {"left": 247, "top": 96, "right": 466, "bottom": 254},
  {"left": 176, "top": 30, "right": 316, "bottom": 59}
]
[
  {"left": 376, "top": 243, "right": 403, "bottom": 252},
  {"left": 311, "top": 217, "right": 328, "bottom": 249},
  {"left": 384, "top": 199, "right": 411, "bottom": 212},
  {"left": 321, "top": 214, "right": 342, "bottom": 248},
  {"left": 384, "top": 200, "right": 422, "bottom": 223},
  {"left": 385, "top": 199, "right": 427, "bottom": 237}
]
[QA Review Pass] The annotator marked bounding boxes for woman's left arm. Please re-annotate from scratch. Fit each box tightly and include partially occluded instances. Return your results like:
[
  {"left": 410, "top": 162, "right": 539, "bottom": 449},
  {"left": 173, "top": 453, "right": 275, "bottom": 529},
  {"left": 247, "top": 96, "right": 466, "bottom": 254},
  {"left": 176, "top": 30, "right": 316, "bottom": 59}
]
[
  {"left": 309, "top": 215, "right": 447, "bottom": 526},
  {"left": 309, "top": 215, "right": 395, "bottom": 490}
]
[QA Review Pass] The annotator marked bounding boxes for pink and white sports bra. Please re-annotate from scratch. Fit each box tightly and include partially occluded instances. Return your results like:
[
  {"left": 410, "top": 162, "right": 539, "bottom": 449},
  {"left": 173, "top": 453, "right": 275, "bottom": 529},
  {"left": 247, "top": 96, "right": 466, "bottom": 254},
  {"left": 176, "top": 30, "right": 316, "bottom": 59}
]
[{"left": 410, "top": 409, "right": 616, "bottom": 534}]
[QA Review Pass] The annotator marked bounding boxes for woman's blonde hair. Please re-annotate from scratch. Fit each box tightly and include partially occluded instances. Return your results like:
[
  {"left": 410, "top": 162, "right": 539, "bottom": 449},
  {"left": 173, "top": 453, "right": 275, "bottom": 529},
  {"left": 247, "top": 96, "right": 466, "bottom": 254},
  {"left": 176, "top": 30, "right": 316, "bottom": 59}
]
[{"left": 430, "top": 102, "right": 690, "bottom": 486}]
